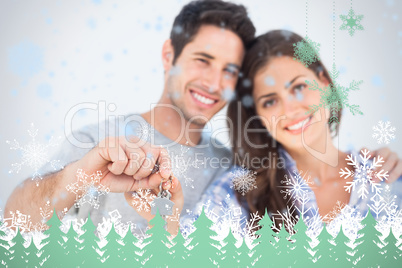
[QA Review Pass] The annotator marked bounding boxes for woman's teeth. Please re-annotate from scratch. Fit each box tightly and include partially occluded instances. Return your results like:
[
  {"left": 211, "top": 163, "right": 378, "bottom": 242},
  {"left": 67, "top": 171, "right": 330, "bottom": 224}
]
[
  {"left": 287, "top": 117, "right": 311, "bottom": 130},
  {"left": 191, "top": 92, "right": 215, "bottom": 105}
]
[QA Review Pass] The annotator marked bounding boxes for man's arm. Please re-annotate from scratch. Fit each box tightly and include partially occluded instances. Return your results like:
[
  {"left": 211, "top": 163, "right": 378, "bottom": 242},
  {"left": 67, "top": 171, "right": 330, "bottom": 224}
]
[
  {"left": 4, "top": 136, "right": 172, "bottom": 228},
  {"left": 4, "top": 160, "right": 81, "bottom": 224}
]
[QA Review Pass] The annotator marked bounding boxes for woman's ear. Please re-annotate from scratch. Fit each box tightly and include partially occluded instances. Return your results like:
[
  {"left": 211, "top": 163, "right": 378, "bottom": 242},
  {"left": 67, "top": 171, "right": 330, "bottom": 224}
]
[
  {"left": 162, "top": 39, "right": 174, "bottom": 71},
  {"left": 318, "top": 71, "right": 330, "bottom": 87}
]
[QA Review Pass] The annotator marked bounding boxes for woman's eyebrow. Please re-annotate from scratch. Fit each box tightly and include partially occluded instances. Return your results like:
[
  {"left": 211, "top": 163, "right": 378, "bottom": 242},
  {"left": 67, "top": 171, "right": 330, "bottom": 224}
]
[
  {"left": 285, "top": 75, "right": 305, "bottom": 89},
  {"left": 257, "top": 92, "right": 276, "bottom": 102}
]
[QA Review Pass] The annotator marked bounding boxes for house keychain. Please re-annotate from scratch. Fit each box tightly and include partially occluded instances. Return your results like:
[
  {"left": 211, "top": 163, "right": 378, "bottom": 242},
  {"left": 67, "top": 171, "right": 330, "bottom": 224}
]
[{"left": 150, "top": 174, "right": 174, "bottom": 216}]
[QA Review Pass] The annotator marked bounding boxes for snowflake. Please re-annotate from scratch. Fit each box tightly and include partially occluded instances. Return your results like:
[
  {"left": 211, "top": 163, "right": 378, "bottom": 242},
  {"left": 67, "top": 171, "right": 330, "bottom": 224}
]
[
  {"left": 279, "top": 170, "right": 313, "bottom": 202},
  {"left": 167, "top": 142, "right": 204, "bottom": 188},
  {"left": 322, "top": 201, "right": 346, "bottom": 224},
  {"left": 6, "top": 123, "right": 63, "bottom": 186},
  {"left": 306, "top": 63, "right": 363, "bottom": 124},
  {"left": 372, "top": 120, "right": 396, "bottom": 144},
  {"left": 339, "top": 8, "right": 364, "bottom": 37},
  {"left": 229, "top": 166, "right": 257, "bottom": 196},
  {"left": 340, "top": 149, "right": 389, "bottom": 199},
  {"left": 66, "top": 169, "right": 110, "bottom": 209},
  {"left": 39, "top": 200, "right": 52, "bottom": 219},
  {"left": 130, "top": 188, "right": 155, "bottom": 212},
  {"left": 293, "top": 35, "right": 320, "bottom": 67},
  {"left": 135, "top": 122, "right": 154, "bottom": 141},
  {"left": 3, "top": 210, "right": 33, "bottom": 233}
]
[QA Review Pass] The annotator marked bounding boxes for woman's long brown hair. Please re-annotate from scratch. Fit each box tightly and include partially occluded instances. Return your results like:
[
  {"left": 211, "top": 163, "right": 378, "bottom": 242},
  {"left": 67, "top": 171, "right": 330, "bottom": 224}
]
[{"left": 227, "top": 30, "right": 342, "bottom": 224}]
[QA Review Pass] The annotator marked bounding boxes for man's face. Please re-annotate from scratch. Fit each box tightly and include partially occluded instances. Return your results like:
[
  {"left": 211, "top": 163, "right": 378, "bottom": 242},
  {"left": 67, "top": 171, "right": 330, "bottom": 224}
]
[{"left": 164, "top": 25, "right": 245, "bottom": 126}]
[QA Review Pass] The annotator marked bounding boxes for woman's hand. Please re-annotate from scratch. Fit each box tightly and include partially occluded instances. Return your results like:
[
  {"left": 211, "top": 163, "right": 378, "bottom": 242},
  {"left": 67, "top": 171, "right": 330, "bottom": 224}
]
[
  {"left": 124, "top": 175, "right": 184, "bottom": 236},
  {"left": 369, "top": 147, "right": 402, "bottom": 183}
]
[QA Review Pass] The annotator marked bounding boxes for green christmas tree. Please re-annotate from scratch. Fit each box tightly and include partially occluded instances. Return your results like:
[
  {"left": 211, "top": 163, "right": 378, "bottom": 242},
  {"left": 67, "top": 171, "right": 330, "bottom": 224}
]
[
  {"left": 333, "top": 225, "right": 353, "bottom": 266},
  {"left": 220, "top": 228, "right": 241, "bottom": 267},
  {"left": 120, "top": 225, "right": 141, "bottom": 267},
  {"left": 102, "top": 223, "right": 124, "bottom": 266},
  {"left": 0, "top": 221, "right": 9, "bottom": 267},
  {"left": 78, "top": 213, "right": 102, "bottom": 267},
  {"left": 186, "top": 207, "right": 220, "bottom": 267},
  {"left": 142, "top": 209, "right": 172, "bottom": 268},
  {"left": 252, "top": 209, "right": 276, "bottom": 267},
  {"left": 314, "top": 223, "right": 335, "bottom": 266},
  {"left": 61, "top": 222, "right": 80, "bottom": 267},
  {"left": 8, "top": 227, "right": 28, "bottom": 267},
  {"left": 41, "top": 209, "right": 66, "bottom": 267},
  {"left": 354, "top": 210, "right": 383, "bottom": 267},
  {"left": 24, "top": 237, "right": 40, "bottom": 268},
  {"left": 169, "top": 228, "right": 188, "bottom": 266},
  {"left": 380, "top": 226, "right": 401, "bottom": 267},
  {"left": 291, "top": 216, "right": 313, "bottom": 266},
  {"left": 235, "top": 237, "right": 252, "bottom": 268},
  {"left": 271, "top": 222, "right": 292, "bottom": 267}
]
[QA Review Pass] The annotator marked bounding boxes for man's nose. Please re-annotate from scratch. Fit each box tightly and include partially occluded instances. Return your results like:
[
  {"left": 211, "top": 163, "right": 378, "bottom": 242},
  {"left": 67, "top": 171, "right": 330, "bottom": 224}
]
[{"left": 202, "top": 68, "right": 223, "bottom": 93}]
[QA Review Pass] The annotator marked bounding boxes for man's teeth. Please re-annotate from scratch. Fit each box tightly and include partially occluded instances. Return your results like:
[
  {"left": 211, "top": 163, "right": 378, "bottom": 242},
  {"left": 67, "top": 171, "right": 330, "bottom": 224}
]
[
  {"left": 288, "top": 117, "right": 311, "bottom": 130},
  {"left": 192, "top": 92, "right": 215, "bottom": 105}
]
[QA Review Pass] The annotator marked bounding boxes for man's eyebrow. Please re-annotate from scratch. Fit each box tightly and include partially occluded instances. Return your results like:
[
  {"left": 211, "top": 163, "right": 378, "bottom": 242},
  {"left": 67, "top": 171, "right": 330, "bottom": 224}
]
[
  {"left": 194, "top": 52, "right": 214, "bottom": 59},
  {"left": 257, "top": 92, "right": 276, "bottom": 102}
]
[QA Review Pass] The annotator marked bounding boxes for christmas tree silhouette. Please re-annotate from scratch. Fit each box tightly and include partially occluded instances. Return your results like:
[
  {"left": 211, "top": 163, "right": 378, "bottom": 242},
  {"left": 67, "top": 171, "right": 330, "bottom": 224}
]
[
  {"left": 102, "top": 223, "right": 124, "bottom": 266},
  {"left": 291, "top": 216, "right": 313, "bottom": 266},
  {"left": 236, "top": 237, "right": 252, "bottom": 268},
  {"left": 169, "top": 228, "right": 188, "bottom": 266},
  {"left": 186, "top": 207, "right": 220, "bottom": 267},
  {"left": 24, "top": 236, "right": 41, "bottom": 268},
  {"left": 354, "top": 209, "right": 383, "bottom": 267},
  {"left": 78, "top": 213, "right": 102, "bottom": 267},
  {"left": 120, "top": 225, "right": 142, "bottom": 267},
  {"left": 62, "top": 222, "right": 80, "bottom": 267},
  {"left": 220, "top": 228, "right": 241, "bottom": 267},
  {"left": 332, "top": 224, "right": 353, "bottom": 266},
  {"left": 271, "top": 222, "right": 292, "bottom": 267},
  {"left": 0, "top": 220, "right": 9, "bottom": 267},
  {"left": 380, "top": 226, "right": 401, "bottom": 267},
  {"left": 142, "top": 209, "right": 172, "bottom": 268},
  {"left": 41, "top": 209, "right": 66, "bottom": 267},
  {"left": 8, "top": 227, "right": 28, "bottom": 267},
  {"left": 252, "top": 209, "right": 276, "bottom": 267},
  {"left": 314, "top": 223, "right": 335, "bottom": 266}
]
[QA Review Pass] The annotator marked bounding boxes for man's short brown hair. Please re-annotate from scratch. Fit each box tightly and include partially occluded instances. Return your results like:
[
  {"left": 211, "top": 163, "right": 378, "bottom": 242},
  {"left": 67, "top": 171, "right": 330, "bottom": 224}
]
[{"left": 170, "top": 0, "right": 256, "bottom": 64}]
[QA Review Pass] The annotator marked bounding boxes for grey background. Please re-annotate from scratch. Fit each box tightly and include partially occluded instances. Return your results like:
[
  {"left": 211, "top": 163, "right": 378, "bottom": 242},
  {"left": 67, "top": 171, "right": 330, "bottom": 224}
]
[{"left": 0, "top": 0, "right": 401, "bottom": 211}]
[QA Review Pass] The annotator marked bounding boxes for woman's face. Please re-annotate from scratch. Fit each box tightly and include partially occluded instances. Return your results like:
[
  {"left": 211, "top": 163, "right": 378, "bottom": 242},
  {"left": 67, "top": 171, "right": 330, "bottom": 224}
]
[{"left": 253, "top": 56, "right": 330, "bottom": 150}]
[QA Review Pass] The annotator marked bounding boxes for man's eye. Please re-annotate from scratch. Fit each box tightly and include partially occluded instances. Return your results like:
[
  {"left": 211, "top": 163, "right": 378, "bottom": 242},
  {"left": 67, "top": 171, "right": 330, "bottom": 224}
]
[
  {"left": 197, "top": 58, "right": 208, "bottom": 64},
  {"left": 263, "top": 99, "right": 276, "bottom": 108}
]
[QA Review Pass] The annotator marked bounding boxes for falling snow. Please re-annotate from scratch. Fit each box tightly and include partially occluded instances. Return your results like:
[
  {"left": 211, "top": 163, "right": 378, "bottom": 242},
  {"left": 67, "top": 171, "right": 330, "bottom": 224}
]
[
  {"left": 372, "top": 120, "right": 396, "bottom": 144},
  {"left": 6, "top": 123, "right": 63, "bottom": 186},
  {"left": 340, "top": 149, "right": 389, "bottom": 199},
  {"left": 66, "top": 169, "right": 110, "bottom": 209},
  {"left": 229, "top": 166, "right": 257, "bottom": 196}
]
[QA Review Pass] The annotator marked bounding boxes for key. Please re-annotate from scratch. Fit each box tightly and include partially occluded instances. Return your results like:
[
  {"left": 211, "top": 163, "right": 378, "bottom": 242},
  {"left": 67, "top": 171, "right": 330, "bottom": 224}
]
[{"left": 150, "top": 175, "right": 174, "bottom": 216}]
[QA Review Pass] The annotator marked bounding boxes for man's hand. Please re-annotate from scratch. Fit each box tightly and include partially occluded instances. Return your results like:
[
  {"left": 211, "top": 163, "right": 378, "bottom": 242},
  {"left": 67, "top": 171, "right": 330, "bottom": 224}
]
[
  {"left": 124, "top": 175, "right": 183, "bottom": 235},
  {"left": 78, "top": 136, "right": 172, "bottom": 193},
  {"left": 369, "top": 147, "right": 402, "bottom": 183}
]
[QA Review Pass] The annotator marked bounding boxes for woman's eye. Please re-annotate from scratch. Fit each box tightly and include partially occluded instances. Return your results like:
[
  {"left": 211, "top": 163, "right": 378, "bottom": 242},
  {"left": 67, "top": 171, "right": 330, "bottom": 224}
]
[
  {"left": 263, "top": 99, "right": 276, "bottom": 108},
  {"left": 293, "top": 84, "right": 306, "bottom": 92}
]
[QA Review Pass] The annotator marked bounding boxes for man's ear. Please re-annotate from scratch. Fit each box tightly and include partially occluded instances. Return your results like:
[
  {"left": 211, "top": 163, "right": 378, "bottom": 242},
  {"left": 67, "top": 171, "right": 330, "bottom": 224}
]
[
  {"left": 162, "top": 39, "right": 174, "bottom": 71},
  {"left": 318, "top": 71, "right": 330, "bottom": 87}
]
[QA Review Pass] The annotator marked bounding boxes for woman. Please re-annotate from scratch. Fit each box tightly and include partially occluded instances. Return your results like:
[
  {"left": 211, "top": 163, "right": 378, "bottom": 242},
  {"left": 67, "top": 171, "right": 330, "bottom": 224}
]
[{"left": 126, "top": 30, "right": 402, "bottom": 237}]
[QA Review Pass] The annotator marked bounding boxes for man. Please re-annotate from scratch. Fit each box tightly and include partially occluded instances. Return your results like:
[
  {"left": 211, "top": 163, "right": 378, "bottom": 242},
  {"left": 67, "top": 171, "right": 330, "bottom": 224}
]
[{"left": 5, "top": 0, "right": 255, "bottom": 234}]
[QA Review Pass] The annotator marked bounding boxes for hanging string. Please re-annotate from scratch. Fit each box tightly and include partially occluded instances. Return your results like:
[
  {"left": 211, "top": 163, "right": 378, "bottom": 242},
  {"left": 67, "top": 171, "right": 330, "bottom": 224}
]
[
  {"left": 332, "top": 0, "right": 336, "bottom": 64},
  {"left": 306, "top": 0, "right": 309, "bottom": 36}
]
